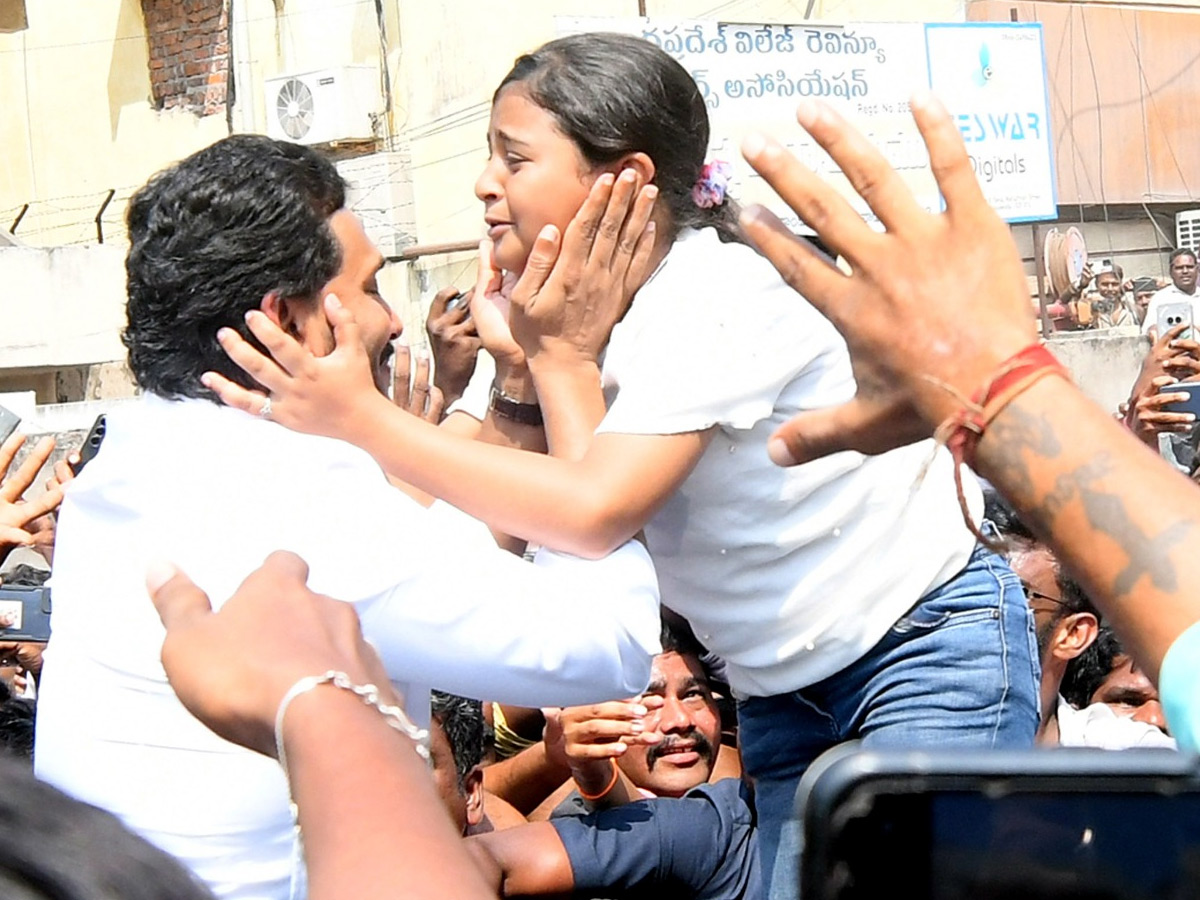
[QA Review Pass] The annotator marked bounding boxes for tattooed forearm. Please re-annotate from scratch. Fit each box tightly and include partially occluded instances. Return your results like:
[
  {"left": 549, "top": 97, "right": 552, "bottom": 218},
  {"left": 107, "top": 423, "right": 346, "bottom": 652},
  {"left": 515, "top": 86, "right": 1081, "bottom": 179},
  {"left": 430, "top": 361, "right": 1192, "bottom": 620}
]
[
  {"left": 980, "top": 404, "right": 1062, "bottom": 508},
  {"left": 980, "top": 404, "right": 1195, "bottom": 604}
]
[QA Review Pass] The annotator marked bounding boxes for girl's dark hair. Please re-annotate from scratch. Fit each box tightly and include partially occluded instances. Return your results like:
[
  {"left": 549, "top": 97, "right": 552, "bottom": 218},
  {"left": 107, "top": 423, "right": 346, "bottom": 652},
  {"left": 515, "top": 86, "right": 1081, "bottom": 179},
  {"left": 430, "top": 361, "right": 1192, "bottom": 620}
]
[{"left": 497, "top": 32, "right": 743, "bottom": 244}]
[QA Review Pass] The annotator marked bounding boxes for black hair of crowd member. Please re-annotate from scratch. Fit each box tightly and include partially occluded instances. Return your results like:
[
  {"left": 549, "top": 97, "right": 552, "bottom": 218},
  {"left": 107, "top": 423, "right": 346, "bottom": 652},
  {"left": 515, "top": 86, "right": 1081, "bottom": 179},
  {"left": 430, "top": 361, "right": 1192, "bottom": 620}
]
[
  {"left": 431, "top": 691, "right": 485, "bottom": 791},
  {"left": 122, "top": 134, "right": 347, "bottom": 402},
  {"left": 0, "top": 679, "right": 33, "bottom": 762},
  {"left": 496, "top": 32, "right": 744, "bottom": 245},
  {"left": 1061, "top": 624, "right": 1123, "bottom": 710},
  {"left": 1169, "top": 247, "right": 1198, "bottom": 268},
  {"left": 0, "top": 755, "right": 213, "bottom": 900},
  {"left": 660, "top": 609, "right": 737, "bottom": 743},
  {"left": 982, "top": 486, "right": 1036, "bottom": 544},
  {"left": 1053, "top": 569, "right": 1101, "bottom": 621},
  {"left": 1, "top": 565, "right": 50, "bottom": 587}
]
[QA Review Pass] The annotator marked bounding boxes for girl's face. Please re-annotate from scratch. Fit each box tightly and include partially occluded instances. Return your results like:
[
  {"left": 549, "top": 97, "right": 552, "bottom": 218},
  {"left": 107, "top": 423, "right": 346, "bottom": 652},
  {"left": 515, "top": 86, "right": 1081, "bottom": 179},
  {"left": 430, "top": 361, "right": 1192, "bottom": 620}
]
[{"left": 475, "top": 86, "right": 598, "bottom": 273}]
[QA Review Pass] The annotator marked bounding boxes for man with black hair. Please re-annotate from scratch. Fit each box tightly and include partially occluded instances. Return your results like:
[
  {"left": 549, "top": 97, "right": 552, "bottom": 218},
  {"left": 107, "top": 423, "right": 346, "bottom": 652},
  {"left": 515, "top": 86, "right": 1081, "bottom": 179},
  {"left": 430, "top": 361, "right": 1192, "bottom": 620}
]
[
  {"left": 988, "top": 489, "right": 1101, "bottom": 745},
  {"left": 0, "top": 756, "right": 213, "bottom": 900},
  {"left": 34, "top": 134, "right": 660, "bottom": 900},
  {"left": 1143, "top": 248, "right": 1200, "bottom": 336},
  {"left": 465, "top": 618, "right": 759, "bottom": 899},
  {"left": 1009, "top": 545, "right": 1100, "bottom": 745},
  {"left": 430, "top": 691, "right": 487, "bottom": 836},
  {"left": 1061, "top": 626, "right": 1176, "bottom": 749}
]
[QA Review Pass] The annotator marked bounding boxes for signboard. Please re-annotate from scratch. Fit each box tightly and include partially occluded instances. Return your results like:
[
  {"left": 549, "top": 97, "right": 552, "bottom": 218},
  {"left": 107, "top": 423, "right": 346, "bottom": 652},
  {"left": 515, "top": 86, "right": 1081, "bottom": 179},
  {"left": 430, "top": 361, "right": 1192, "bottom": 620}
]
[{"left": 557, "top": 18, "right": 1057, "bottom": 227}]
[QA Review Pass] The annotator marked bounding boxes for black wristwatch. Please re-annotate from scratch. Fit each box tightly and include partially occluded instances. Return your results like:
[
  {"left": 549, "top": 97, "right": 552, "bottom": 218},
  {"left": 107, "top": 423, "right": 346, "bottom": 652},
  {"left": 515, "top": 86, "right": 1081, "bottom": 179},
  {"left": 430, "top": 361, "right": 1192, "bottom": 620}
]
[{"left": 489, "top": 386, "right": 544, "bottom": 426}]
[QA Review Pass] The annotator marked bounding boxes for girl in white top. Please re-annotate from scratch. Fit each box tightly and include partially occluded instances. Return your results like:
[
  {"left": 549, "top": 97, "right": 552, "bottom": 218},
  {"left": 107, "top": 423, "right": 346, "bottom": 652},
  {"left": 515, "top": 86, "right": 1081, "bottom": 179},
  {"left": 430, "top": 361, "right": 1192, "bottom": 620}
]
[{"left": 205, "top": 33, "right": 1039, "bottom": 896}]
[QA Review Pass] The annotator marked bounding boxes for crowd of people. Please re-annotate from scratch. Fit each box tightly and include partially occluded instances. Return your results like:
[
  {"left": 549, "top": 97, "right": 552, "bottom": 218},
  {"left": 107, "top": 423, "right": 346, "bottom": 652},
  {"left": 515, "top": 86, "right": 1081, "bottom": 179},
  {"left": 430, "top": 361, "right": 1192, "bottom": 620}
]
[
  {"left": 1046, "top": 248, "right": 1199, "bottom": 335},
  {"left": 0, "top": 29, "right": 1197, "bottom": 900}
]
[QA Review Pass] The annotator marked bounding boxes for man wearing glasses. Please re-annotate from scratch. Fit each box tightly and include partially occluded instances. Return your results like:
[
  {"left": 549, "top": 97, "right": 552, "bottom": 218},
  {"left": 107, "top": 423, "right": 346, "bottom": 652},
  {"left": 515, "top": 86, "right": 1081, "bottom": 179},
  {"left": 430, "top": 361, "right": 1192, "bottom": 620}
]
[{"left": 1008, "top": 542, "right": 1100, "bottom": 745}]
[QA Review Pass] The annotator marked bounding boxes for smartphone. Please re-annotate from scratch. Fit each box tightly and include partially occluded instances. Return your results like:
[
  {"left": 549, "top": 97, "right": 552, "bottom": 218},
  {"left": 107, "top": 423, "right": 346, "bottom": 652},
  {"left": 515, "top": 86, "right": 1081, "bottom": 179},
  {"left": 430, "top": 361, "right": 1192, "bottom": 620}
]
[
  {"left": 1156, "top": 381, "right": 1200, "bottom": 418},
  {"left": 1157, "top": 301, "right": 1194, "bottom": 341},
  {"left": 69, "top": 414, "right": 107, "bottom": 476},
  {"left": 0, "top": 585, "right": 51, "bottom": 643},
  {"left": 796, "top": 744, "right": 1200, "bottom": 900},
  {"left": 0, "top": 404, "right": 19, "bottom": 444}
]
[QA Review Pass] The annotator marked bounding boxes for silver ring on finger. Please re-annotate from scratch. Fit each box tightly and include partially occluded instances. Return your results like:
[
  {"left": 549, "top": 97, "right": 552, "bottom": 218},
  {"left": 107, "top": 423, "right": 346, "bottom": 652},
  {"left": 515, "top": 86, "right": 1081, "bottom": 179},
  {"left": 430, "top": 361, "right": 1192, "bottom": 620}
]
[{"left": 259, "top": 396, "right": 273, "bottom": 420}]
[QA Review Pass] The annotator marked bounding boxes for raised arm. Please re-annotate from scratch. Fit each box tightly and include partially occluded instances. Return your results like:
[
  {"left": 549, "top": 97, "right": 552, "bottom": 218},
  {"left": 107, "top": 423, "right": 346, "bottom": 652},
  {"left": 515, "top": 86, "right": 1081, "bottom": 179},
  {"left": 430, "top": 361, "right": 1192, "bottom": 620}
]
[
  {"left": 201, "top": 176, "right": 706, "bottom": 558},
  {"left": 738, "top": 93, "right": 1200, "bottom": 683}
]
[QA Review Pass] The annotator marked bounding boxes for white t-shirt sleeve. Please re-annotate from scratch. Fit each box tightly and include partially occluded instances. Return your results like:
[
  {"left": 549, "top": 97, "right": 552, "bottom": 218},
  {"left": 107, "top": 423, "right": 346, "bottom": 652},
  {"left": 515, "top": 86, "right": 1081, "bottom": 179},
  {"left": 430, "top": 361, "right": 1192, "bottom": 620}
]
[
  {"left": 356, "top": 495, "right": 661, "bottom": 708},
  {"left": 597, "top": 245, "right": 851, "bottom": 437}
]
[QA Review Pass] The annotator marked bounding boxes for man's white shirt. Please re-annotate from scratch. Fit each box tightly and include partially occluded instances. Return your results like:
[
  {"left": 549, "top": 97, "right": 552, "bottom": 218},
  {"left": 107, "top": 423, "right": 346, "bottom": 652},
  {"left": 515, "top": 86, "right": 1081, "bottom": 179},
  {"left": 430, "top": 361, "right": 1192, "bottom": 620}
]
[
  {"left": 35, "top": 394, "right": 660, "bottom": 899},
  {"left": 1141, "top": 283, "right": 1200, "bottom": 335}
]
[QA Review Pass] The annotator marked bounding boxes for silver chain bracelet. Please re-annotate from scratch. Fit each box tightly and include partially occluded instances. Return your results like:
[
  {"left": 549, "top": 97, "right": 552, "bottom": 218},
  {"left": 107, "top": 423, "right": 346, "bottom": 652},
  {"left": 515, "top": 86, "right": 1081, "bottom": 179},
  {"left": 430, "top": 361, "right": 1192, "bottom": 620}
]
[{"left": 274, "top": 670, "right": 431, "bottom": 785}]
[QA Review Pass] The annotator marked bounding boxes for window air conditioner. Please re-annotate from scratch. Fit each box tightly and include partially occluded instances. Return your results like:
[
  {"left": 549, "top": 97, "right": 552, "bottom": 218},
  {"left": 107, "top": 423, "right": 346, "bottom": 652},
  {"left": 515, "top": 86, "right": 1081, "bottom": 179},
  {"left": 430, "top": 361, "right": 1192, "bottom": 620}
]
[{"left": 263, "top": 66, "right": 379, "bottom": 146}]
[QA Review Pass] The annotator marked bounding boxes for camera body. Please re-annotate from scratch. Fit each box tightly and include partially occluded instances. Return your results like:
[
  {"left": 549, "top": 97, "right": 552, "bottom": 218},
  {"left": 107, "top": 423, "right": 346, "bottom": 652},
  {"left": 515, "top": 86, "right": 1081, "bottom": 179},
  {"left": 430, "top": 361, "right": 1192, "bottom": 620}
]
[
  {"left": 797, "top": 743, "right": 1200, "bottom": 900},
  {"left": 0, "top": 585, "right": 51, "bottom": 643}
]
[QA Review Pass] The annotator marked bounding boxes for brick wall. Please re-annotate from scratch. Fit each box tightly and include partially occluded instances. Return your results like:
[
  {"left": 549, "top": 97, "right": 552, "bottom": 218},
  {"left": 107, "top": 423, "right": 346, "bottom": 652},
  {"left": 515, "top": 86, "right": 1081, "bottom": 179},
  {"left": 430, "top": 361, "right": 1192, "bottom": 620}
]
[{"left": 142, "top": 0, "right": 229, "bottom": 116}]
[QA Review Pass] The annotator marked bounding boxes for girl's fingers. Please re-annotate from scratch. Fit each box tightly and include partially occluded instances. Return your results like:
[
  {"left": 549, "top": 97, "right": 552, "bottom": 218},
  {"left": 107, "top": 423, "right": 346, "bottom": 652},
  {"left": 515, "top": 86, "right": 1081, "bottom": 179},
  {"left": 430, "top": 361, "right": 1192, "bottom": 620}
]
[
  {"left": 199, "top": 370, "right": 269, "bottom": 416},
  {"left": 511, "top": 225, "right": 562, "bottom": 312},
  {"left": 739, "top": 203, "right": 850, "bottom": 323},
  {"left": 242, "top": 310, "right": 313, "bottom": 378},
  {"left": 475, "top": 239, "right": 502, "bottom": 299},
  {"left": 614, "top": 183, "right": 658, "bottom": 280},
  {"left": 324, "top": 294, "right": 372, "bottom": 368},
  {"left": 561, "top": 173, "right": 616, "bottom": 267},
  {"left": 624, "top": 220, "right": 657, "bottom": 297},
  {"left": 741, "top": 129, "right": 880, "bottom": 268},
  {"left": 216, "top": 327, "right": 292, "bottom": 394},
  {"left": 588, "top": 169, "right": 641, "bottom": 270},
  {"left": 794, "top": 98, "right": 924, "bottom": 233}
]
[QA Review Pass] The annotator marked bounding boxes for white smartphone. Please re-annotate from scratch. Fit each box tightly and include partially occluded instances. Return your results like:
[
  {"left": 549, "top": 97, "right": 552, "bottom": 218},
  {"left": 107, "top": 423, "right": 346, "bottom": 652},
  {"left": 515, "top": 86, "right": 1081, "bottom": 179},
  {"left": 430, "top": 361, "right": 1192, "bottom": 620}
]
[{"left": 1158, "top": 301, "right": 1194, "bottom": 341}]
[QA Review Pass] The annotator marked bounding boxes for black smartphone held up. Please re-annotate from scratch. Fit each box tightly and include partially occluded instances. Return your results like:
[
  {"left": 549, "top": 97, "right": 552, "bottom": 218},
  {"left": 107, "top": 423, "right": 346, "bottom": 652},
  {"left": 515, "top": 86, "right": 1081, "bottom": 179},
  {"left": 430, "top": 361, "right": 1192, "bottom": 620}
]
[
  {"left": 69, "top": 414, "right": 107, "bottom": 476},
  {"left": 796, "top": 744, "right": 1200, "bottom": 900},
  {"left": 0, "top": 404, "right": 19, "bottom": 444},
  {"left": 1156, "top": 381, "right": 1200, "bottom": 419},
  {"left": 0, "top": 585, "right": 51, "bottom": 643}
]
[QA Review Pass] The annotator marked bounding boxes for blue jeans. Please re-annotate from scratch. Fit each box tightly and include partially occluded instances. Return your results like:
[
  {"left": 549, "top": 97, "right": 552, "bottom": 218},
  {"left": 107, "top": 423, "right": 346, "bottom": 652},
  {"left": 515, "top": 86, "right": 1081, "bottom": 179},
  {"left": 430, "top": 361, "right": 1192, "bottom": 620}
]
[{"left": 738, "top": 542, "right": 1040, "bottom": 899}]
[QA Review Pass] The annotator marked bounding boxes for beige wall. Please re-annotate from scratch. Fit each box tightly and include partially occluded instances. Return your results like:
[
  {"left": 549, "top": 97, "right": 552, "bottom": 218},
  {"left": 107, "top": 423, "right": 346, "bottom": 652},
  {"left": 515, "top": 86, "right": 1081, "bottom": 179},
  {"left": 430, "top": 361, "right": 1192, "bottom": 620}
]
[
  {"left": 5, "top": 0, "right": 1189, "bottom": 372},
  {"left": 0, "top": 1, "right": 227, "bottom": 248}
]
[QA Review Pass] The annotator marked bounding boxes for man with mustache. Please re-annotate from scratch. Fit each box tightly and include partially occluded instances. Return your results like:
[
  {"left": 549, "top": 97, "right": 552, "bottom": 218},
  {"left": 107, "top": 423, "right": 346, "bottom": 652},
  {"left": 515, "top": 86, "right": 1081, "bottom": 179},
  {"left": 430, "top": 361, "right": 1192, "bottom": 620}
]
[{"left": 466, "top": 622, "right": 760, "bottom": 899}]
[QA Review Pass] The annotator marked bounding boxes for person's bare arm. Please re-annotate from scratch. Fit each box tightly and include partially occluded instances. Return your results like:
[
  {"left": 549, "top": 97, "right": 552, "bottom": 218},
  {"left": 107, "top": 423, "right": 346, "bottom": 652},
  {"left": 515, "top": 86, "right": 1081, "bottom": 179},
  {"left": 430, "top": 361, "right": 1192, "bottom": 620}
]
[
  {"left": 483, "top": 739, "right": 571, "bottom": 816},
  {"left": 738, "top": 93, "right": 1200, "bottom": 681},
  {"left": 146, "top": 552, "right": 494, "bottom": 900},
  {"left": 466, "top": 822, "right": 574, "bottom": 896},
  {"left": 200, "top": 175, "right": 683, "bottom": 557}
]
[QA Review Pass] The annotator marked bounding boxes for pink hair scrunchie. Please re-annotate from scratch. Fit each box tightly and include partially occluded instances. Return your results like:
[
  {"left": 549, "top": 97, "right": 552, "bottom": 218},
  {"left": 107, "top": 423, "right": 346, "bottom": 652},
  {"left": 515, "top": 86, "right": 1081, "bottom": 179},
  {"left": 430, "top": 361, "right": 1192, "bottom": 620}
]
[{"left": 692, "top": 160, "right": 733, "bottom": 209}]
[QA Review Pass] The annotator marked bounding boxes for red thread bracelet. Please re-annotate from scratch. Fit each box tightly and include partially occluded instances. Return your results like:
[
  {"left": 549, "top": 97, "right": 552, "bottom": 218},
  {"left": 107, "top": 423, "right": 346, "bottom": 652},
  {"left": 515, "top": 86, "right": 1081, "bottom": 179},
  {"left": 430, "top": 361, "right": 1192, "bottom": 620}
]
[
  {"left": 576, "top": 758, "right": 620, "bottom": 801},
  {"left": 932, "top": 343, "right": 1071, "bottom": 546}
]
